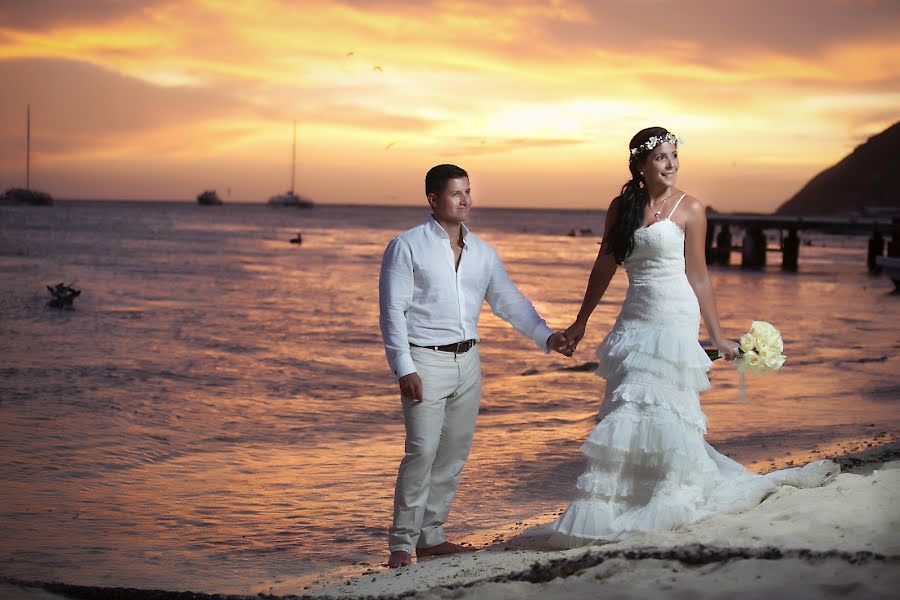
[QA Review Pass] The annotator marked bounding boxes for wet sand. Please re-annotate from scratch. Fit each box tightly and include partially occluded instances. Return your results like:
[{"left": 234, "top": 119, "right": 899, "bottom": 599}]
[{"left": 4, "top": 442, "right": 898, "bottom": 600}]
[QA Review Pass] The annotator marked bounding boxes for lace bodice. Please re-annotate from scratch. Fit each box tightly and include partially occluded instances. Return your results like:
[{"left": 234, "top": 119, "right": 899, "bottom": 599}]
[
  {"left": 624, "top": 219, "right": 687, "bottom": 284},
  {"left": 616, "top": 198, "right": 698, "bottom": 329}
]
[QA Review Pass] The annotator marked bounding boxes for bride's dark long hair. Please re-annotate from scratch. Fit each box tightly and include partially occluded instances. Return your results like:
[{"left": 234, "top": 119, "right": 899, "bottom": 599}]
[{"left": 604, "top": 126, "right": 673, "bottom": 264}]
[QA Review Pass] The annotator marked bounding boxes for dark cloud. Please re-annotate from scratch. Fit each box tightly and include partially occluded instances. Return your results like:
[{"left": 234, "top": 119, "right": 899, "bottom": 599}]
[
  {"left": 329, "top": 0, "right": 900, "bottom": 71},
  {"left": 527, "top": 1, "right": 900, "bottom": 68},
  {"left": 0, "top": 58, "right": 246, "bottom": 159},
  {"left": 580, "top": 0, "right": 900, "bottom": 64},
  {"left": 0, "top": 57, "right": 442, "bottom": 166},
  {"left": 0, "top": 0, "right": 160, "bottom": 29}
]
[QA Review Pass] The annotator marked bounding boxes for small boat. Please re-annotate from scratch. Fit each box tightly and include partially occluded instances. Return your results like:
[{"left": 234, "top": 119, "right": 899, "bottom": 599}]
[
  {"left": 197, "top": 190, "right": 223, "bottom": 205},
  {"left": 267, "top": 120, "right": 314, "bottom": 208},
  {"left": 2, "top": 187, "right": 53, "bottom": 205},
  {"left": 875, "top": 256, "right": 900, "bottom": 291},
  {"left": 269, "top": 191, "right": 314, "bottom": 208}
]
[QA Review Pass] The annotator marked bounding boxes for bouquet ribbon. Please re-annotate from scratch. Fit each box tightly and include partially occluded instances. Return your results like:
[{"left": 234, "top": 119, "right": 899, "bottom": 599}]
[{"left": 706, "top": 348, "right": 747, "bottom": 403}]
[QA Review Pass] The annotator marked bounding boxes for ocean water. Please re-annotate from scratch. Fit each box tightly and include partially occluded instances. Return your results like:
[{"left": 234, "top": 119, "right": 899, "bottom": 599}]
[{"left": 0, "top": 201, "right": 897, "bottom": 594}]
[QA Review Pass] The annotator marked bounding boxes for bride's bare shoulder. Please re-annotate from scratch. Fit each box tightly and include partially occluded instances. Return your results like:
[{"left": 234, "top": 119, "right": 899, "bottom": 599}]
[
  {"left": 678, "top": 194, "right": 708, "bottom": 220},
  {"left": 679, "top": 193, "right": 704, "bottom": 211}
]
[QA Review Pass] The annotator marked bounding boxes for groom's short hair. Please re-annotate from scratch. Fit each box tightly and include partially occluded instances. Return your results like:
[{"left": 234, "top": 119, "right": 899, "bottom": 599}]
[{"left": 425, "top": 164, "right": 468, "bottom": 197}]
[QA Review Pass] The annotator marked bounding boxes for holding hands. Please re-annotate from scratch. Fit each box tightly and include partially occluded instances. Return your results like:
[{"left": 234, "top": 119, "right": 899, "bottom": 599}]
[
  {"left": 547, "top": 331, "right": 574, "bottom": 357},
  {"left": 562, "top": 320, "right": 587, "bottom": 356},
  {"left": 546, "top": 320, "right": 587, "bottom": 357}
]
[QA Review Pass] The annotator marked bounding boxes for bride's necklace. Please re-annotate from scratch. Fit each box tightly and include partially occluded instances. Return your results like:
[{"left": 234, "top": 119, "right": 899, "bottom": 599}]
[{"left": 649, "top": 190, "right": 675, "bottom": 220}]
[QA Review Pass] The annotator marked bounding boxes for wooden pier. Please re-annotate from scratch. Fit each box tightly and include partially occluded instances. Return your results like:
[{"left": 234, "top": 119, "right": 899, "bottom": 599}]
[{"left": 705, "top": 214, "right": 898, "bottom": 271}]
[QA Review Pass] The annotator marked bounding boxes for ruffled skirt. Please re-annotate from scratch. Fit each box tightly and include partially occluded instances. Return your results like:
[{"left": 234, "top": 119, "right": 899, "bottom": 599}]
[{"left": 548, "top": 324, "right": 839, "bottom": 548}]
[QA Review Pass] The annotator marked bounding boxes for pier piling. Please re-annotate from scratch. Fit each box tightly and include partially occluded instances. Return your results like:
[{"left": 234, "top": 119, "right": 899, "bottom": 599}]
[
  {"left": 741, "top": 226, "right": 767, "bottom": 269},
  {"left": 868, "top": 228, "right": 884, "bottom": 272},
  {"left": 887, "top": 218, "right": 900, "bottom": 259},
  {"left": 782, "top": 229, "right": 800, "bottom": 271},
  {"left": 714, "top": 226, "right": 732, "bottom": 266}
]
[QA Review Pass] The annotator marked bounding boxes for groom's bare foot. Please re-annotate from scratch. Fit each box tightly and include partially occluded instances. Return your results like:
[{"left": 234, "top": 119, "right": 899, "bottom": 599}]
[
  {"left": 387, "top": 550, "right": 412, "bottom": 568},
  {"left": 416, "top": 541, "right": 476, "bottom": 558}
]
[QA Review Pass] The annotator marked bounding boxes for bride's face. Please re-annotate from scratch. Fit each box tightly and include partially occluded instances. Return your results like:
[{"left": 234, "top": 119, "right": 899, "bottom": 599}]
[{"left": 642, "top": 142, "right": 679, "bottom": 189}]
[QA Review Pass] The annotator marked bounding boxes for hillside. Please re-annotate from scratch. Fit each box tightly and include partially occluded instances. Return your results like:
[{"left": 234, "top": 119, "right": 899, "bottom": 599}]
[{"left": 776, "top": 121, "right": 900, "bottom": 215}]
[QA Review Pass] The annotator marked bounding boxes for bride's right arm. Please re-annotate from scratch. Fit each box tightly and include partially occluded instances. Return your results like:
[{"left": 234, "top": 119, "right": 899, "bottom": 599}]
[{"left": 565, "top": 198, "right": 620, "bottom": 351}]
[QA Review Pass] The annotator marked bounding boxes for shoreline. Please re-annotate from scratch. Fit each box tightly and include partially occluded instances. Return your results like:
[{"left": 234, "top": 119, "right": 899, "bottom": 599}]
[{"left": 3, "top": 441, "right": 898, "bottom": 600}]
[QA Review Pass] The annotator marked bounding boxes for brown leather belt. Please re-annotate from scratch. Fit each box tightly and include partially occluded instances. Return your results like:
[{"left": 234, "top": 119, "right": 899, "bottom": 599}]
[{"left": 410, "top": 339, "right": 477, "bottom": 353}]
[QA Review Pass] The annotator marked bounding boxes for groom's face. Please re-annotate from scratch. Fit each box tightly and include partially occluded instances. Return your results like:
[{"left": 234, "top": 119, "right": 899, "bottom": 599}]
[{"left": 429, "top": 177, "right": 471, "bottom": 225}]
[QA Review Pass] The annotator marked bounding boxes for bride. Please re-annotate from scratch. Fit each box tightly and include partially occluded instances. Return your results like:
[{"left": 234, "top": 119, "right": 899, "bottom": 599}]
[{"left": 550, "top": 127, "right": 838, "bottom": 547}]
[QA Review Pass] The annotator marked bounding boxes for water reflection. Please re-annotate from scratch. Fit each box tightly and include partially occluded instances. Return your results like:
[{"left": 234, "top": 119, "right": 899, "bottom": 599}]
[{"left": 0, "top": 202, "right": 896, "bottom": 594}]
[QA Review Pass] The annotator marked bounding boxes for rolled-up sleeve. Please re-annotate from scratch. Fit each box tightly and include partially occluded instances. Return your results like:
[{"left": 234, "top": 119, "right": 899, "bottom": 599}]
[
  {"left": 484, "top": 250, "right": 553, "bottom": 352},
  {"left": 379, "top": 237, "right": 417, "bottom": 378}
]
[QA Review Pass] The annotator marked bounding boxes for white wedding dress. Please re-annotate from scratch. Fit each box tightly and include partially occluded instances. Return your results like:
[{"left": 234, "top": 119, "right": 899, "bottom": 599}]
[{"left": 549, "top": 196, "right": 839, "bottom": 548}]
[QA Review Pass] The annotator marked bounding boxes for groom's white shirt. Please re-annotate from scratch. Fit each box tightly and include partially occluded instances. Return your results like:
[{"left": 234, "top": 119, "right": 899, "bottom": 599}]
[{"left": 379, "top": 215, "right": 553, "bottom": 378}]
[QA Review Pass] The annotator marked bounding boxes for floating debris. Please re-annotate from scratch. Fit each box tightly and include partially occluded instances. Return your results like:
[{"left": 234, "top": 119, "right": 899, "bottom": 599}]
[
  {"left": 46, "top": 282, "right": 80, "bottom": 309},
  {"left": 567, "top": 227, "right": 593, "bottom": 237}
]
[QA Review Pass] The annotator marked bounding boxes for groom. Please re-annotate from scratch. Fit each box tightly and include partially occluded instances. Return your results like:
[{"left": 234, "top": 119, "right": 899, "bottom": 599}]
[{"left": 379, "top": 164, "right": 569, "bottom": 568}]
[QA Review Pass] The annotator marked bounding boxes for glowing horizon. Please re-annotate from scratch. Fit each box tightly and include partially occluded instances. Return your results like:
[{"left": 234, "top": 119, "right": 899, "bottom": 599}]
[{"left": 1, "top": 0, "right": 898, "bottom": 211}]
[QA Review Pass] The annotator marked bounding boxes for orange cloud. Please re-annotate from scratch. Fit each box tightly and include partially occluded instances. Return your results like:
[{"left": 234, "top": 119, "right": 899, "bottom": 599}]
[{"left": 0, "top": 0, "right": 897, "bottom": 210}]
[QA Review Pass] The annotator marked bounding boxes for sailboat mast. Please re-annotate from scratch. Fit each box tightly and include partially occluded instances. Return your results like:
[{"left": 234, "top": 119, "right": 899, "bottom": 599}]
[
  {"left": 290, "top": 120, "right": 296, "bottom": 195},
  {"left": 26, "top": 104, "right": 30, "bottom": 191}
]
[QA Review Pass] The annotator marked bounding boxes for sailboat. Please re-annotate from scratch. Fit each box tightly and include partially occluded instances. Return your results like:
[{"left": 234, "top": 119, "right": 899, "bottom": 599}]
[
  {"left": 2, "top": 104, "right": 53, "bottom": 205},
  {"left": 267, "top": 120, "right": 314, "bottom": 208}
]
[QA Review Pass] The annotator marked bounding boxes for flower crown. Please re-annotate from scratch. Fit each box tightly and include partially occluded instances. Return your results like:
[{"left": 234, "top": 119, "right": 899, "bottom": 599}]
[{"left": 629, "top": 132, "right": 682, "bottom": 157}]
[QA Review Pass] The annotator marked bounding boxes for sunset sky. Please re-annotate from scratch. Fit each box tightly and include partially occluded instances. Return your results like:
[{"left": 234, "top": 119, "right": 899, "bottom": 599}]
[{"left": 1, "top": 0, "right": 898, "bottom": 211}]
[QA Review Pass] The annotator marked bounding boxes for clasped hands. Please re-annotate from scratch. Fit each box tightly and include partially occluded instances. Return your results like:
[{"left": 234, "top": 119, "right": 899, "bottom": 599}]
[{"left": 547, "top": 320, "right": 587, "bottom": 358}]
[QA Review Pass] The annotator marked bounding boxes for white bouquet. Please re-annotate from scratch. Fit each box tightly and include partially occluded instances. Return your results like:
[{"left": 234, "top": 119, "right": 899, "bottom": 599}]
[
  {"left": 735, "top": 321, "right": 787, "bottom": 373},
  {"left": 706, "top": 321, "right": 787, "bottom": 400}
]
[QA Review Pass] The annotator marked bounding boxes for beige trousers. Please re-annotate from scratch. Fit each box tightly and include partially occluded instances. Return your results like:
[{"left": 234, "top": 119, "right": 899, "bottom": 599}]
[{"left": 389, "top": 345, "right": 482, "bottom": 553}]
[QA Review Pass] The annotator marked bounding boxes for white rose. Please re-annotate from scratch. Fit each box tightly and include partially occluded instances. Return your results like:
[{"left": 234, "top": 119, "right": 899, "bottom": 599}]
[
  {"left": 737, "top": 350, "right": 761, "bottom": 372},
  {"left": 763, "top": 352, "right": 786, "bottom": 371},
  {"left": 750, "top": 321, "right": 776, "bottom": 338},
  {"left": 739, "top": 333, "right": 755, "bottom": 354},
  {"left": 764, "top": 330, "right": 782, "bottom": 353},
  {"left": 752, "top": 322, "right": 783, "bottom": 351},
  {"left": 760, "top": 346, "right": 779, "bottom": 362}
]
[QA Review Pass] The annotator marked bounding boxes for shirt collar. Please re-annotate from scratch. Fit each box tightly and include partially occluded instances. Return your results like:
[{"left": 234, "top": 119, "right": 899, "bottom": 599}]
[{"left": 426, "top": 214, "right": 470, "bottom": 242}]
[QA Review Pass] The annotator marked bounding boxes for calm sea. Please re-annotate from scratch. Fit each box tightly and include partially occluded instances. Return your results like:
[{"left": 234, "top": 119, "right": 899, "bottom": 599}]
[{"left": 1, "top": 201, "right": 897, "bottom": 594}]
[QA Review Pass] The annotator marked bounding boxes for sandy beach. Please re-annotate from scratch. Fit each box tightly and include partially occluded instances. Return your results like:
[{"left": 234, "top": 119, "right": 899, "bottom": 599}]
[
  {"left": 307, "top": 447, "right": 900, "bottom": 600},
  {"left": 3, "top": 445, "right": 897, "bottom": 600}
]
